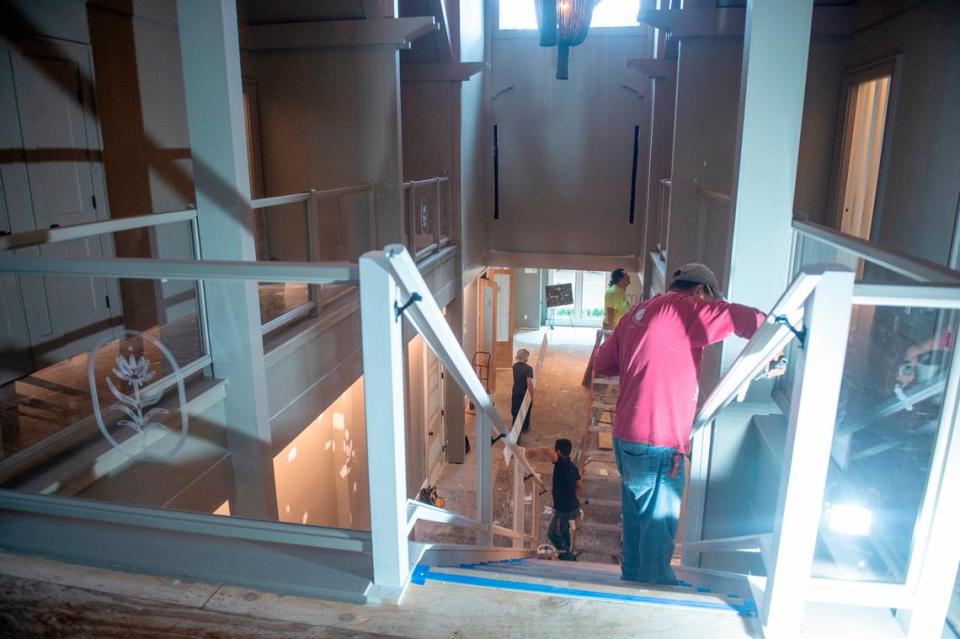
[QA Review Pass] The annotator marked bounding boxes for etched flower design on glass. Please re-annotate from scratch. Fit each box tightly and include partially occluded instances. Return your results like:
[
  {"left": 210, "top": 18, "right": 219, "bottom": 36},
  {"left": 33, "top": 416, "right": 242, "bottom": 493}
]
[{"left": 106, "top": 352, "right": 168, "bottom": 451}]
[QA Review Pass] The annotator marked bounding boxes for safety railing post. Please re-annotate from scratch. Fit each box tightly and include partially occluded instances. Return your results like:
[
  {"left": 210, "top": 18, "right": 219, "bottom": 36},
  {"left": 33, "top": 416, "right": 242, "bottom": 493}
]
[
  {"left": 359, "top": 253, "right": 409, "bottom": 600},
  {"left": 305, "top": 190, "right": 320, "bottom": 307},
  {"left": 433, "top": 179, "right": 442, "bottom": 249},
  {"left": 512, "top": 453, "right": 524, "bottom": 549},
  {"left": 477, "top": 410, "right": 493, "bottom": 546},
  {"left": 762, "top": 269, "right": 854, "bottom": 634}
]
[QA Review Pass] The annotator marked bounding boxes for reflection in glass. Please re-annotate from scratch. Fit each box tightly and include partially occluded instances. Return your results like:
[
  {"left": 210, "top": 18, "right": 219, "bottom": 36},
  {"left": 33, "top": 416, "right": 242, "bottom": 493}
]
[{"left": 814, "top": 306, "right": 957, "bottom": 583}]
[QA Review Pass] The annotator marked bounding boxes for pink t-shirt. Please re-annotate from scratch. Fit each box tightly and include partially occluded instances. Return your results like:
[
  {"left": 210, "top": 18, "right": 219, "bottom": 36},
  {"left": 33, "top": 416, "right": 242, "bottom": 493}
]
[{"left": 594, "top": 291, "right": 767, "bottom": 454}]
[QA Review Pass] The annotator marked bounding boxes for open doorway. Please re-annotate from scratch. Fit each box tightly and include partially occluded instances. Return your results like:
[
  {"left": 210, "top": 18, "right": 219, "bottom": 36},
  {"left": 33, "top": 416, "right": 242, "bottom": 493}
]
[
  {"left": 832, "top": 58, "right": 899, "bottom": 241},
  {"left": 546, "top": 270, "right": 608, "bottom": 328}
]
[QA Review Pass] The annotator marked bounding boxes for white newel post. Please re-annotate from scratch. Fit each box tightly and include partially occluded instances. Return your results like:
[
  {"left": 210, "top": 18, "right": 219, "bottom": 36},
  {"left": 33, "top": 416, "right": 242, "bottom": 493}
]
[
  {"left": 477, "top": 411, "right": 493, "bottom": 545},
  {"left": 359, "top": 253, "right": 409, "bottom": 599},
  {"left": 762, "top": 270, "right": 854, "bottom": 635},
  {"left": 512, "top": 453, "right": 525, "bottom": 549}
]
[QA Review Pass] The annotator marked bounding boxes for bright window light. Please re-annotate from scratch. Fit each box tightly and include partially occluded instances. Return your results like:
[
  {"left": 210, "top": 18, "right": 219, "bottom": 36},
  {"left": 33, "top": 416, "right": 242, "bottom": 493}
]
[
  {"left": 826, "top": 503, "right": 874, "bottom": 536},
  {"left": 499, "top": 0, "right": 640, "bottom": 31}
]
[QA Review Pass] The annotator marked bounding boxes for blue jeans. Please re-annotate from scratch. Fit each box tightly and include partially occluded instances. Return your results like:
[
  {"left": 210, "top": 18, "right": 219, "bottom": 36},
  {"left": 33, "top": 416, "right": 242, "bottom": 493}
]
[
  {"left": 547, "top": 508, "right": 579, "bottom": 554},
  {"left": 614, "top": 438, "right": 685, "bottom": 585}
]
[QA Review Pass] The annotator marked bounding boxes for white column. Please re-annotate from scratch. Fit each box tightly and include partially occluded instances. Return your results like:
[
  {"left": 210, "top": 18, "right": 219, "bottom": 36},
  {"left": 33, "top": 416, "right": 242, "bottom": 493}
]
[
  {"left": 476, "top": 411, "right": 493, "bottom": 545},
  {"left": 904, "top": 341, "right": 960, "bottom": 638},
  {"left": 176, "top": 0, "right": 277, "bottom": 518},
  {"left": 359, "top": 253, "right": 410, "bottom": 599},
  {"left": 724, "top": 0, "right": 814, "bottom": 369},
  {"left": 762, "top": 270, "right": 854, "bottom": 635}
]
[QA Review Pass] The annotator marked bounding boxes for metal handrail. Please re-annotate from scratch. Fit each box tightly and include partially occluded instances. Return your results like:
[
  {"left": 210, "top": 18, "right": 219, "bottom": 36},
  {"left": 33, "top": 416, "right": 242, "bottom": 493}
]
[
  {"left": 690, "top": 271, "right": 822, "bottom": 437},
  {"left": 793, "top": 220, "right": 960, "bottom": 284},
  {"left": 402, "top": 177, "right": 451, "bottom": 188},
  {"left": 380, "top": 245, "right": 545, "bottom": 488},
  {"left": 250, "top": 183, "right": 372, "bottom": 210},
  {"left": 0, "top": 208, "right": 198, "bottom": 252},
  {"left": 0, "top": 255, "right": 358, "bottom": 283}
]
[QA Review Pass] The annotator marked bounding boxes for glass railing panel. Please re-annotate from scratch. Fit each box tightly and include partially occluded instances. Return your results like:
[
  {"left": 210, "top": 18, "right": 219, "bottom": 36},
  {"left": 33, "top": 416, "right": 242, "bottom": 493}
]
[
  {"left": 793, "top": 232, "right": 919, "bottom": 285},
  {"left": 408, "top": 182, "right": 440, "bottom": 257},
  {"left": 0, "top": 270, "right": 370, "bottom": 533},
  {"left": 312, "top": 190, "right": 370, "bottom": 305},
  {"left": 254, "top": 202, "right": 311, "bottom": 326},
  {"left": 438, "top": 179, "right": 451, "bottom": 243},
  {"left": 813, "top": 304, "right": 958, "bottom": 583},
  {"left": 0, "top": 274, "right": 205, "bottom": 464},
  {"left": 697, "top": 387, "right": 785, "bottom": 575}
]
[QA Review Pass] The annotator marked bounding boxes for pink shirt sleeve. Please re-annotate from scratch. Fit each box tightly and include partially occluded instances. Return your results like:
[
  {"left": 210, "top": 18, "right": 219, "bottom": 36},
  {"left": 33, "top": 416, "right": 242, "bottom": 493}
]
[{"left": 685, "top": 297, "right": 767, "bottom": 347}]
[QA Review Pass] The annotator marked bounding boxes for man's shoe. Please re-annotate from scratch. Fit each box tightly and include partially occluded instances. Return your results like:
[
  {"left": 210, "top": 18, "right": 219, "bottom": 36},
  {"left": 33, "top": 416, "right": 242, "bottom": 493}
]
[{"left": 558, "top": 552, "right": 577, "bottom": 561}]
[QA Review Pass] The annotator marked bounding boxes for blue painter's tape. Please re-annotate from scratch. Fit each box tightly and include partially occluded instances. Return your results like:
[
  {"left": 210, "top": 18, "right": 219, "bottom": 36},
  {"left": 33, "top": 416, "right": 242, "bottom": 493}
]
[
  {"left": 696, "top": 587, "right": 711, "bottom": 593},
  {"left": 410, "top": 565, "right": 430, "bottom": 586},
  {"left": 413, "top": 566, "right": 755, "bottom": 617}
]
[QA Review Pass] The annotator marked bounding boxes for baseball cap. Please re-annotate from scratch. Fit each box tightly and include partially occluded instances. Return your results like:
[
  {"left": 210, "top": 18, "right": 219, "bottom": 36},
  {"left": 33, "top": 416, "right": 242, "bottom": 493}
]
[{"left": 670, "top": 263, "right": 724, "bottom": 299}]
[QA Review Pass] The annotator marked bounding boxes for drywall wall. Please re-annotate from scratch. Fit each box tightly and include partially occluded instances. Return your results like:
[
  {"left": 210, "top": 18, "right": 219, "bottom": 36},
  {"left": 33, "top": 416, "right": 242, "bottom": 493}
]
[
  {"left": 793, "top": 38, "right": 848, "bottom": 225},
  {"left": 248, "top": 46, "right": 406, "bottom": 252},
  {"left": 487, "top": 31, "right": 652, "bottom": 258},
  {"left": 666, "top": 37, "right": 742, "bottom": 290},
  {"left": 460, "top": 0, "right": 487, "bottom": 272},
  {"left": 513, "top": 267, "right": 542, "bottom": 329},
  {"left": 273, "top": 377, "right": 370, "bottom": 531}
]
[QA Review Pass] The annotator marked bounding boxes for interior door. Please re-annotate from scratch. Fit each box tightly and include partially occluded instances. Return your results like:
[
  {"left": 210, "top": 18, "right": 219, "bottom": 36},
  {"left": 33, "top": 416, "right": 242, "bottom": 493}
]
[
  {"left": 478, "top": 276, "right": 497, "bottom": 392},
  {"left": 423, "top": 347, "right": 444, "bottom": 483},
  {"left": 489, "top": 268, "right": 514, "bottom": 369},
  {"left": 5, "top": 41, "right": 120, "bottom": 363},
  {"left": 0, "top": 50, "right": 33, "bottom": 384}
]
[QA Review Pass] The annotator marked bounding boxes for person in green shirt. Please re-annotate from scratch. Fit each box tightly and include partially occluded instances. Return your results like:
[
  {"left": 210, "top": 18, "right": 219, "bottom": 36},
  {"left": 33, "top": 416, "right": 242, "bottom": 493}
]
[{"left": 604, "top": 268, "right": 632, "bottom": 330}]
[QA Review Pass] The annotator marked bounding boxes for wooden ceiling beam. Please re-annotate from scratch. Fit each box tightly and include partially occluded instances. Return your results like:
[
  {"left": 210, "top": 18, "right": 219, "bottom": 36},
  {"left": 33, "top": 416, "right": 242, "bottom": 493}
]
[
  {"left": 245, "top": 17, "right": 438, "bottom": 50},
  {"left": 626, "top": 58, "right": 676, "bottom": 79},
  {"left": 400, "top": 62, "right": 486, "bottom": 82},
  {"left": 637, "top": 6, "right": 855, "bottom": 38}
]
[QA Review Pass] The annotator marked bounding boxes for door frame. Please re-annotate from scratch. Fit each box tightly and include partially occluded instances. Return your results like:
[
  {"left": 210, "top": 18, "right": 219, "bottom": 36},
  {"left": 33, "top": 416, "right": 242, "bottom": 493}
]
[{"left": 827, "top": 55, "right": 903, "bottom": 241}]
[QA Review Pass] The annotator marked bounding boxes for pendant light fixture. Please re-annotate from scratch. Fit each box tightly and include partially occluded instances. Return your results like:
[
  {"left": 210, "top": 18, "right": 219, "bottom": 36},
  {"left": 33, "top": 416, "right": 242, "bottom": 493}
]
[{"left": 537, "top": 0, "right": 599, "bottom": 80}]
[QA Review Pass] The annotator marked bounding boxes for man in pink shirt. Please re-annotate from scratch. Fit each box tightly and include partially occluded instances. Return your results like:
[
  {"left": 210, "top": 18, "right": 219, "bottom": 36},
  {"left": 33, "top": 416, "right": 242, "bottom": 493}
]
[{"left": 594, "top": 263, "right": 767, "bottom": 585}]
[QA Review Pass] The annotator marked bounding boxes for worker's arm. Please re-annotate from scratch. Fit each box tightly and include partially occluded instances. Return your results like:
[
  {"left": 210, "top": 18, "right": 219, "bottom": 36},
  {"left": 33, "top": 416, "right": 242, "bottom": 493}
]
[
  {"left": 575, "top": 479, "right": 584, "bottom": 504},
  {"left": 526, "top": 376, "right": 535, "bottom": 399},
  {"left": 686, "top": 297, "right": 767, "bottom": 347}
]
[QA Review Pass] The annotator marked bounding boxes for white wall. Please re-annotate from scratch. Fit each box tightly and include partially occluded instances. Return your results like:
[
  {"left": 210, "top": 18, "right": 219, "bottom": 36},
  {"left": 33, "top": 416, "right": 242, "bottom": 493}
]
[
  {"left": 666, "top": 38, "right": 742, "bottom": 289},
  {"left": 248, "top": 46, "right": 405, "bottom": 250},
  {"left": 487, "top": 31, "right": 652, "bottom": 258},
  {"left": 459, "top": 0, "right": 487, "bottom": 271}
]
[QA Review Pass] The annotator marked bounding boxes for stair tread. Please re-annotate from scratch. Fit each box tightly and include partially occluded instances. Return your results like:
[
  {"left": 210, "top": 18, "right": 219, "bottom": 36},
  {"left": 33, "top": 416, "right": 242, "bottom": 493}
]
[{"left": 432, "top": 561, "right": 743, "bottom": 606}]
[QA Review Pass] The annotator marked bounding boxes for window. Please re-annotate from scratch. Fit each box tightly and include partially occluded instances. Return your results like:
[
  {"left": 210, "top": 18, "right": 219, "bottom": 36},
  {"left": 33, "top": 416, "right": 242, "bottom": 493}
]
[{"left": 498, "top": 0, "right": 641, "bottom": 31}]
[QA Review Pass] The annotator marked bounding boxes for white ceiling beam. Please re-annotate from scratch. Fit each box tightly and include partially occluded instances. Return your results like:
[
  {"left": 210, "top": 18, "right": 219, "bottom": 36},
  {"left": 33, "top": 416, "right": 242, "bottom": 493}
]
[{"left": 245, "top": 17, "right": 438, "bottom": 50}]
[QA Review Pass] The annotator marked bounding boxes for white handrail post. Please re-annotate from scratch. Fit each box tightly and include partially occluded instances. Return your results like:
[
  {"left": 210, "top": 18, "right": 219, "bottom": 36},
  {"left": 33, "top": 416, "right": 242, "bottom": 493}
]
[
  {"left": 762, "top": 269, "right": 854, "bottom": 634},
  {"left": 512, "top": 452, "right": 524, "bottom": 549},
  {"left": 433, "top": 179, "right": 442, "bottom": 248},
  {"left": 477, "top": 410, "right": 493, "bottom": 546},
  {"left": 305, "top": 190, "right": 320, "bottom": 306},
  {"left": 903, "top": 339, "right": 960, "bottom": 639},
  {"left": 531, "top": 478, "right": 541, "bottom": 544},
  {"left": 359, "top": 253, "right": 409, "bottom": 600}
]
